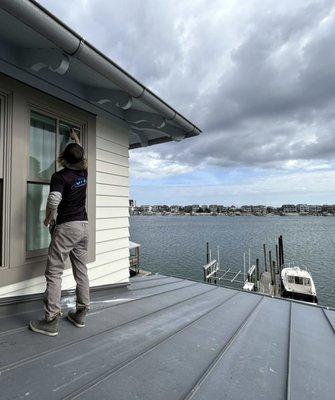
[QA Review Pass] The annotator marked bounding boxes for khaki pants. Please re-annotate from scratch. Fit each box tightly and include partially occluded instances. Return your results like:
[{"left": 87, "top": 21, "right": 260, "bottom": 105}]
[{"left": 44, "top": 221, "right": 89, "bottom": 321}]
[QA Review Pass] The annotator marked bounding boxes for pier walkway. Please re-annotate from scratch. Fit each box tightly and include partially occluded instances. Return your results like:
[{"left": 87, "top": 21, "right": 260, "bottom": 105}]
[{"left": 0, "top": 274, "right": 334, "bottom": 399}]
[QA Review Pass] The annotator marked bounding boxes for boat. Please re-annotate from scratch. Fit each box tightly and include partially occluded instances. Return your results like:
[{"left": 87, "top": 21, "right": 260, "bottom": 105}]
[{"left": 281, "top": 266, "right": 317, "bottom": 303}]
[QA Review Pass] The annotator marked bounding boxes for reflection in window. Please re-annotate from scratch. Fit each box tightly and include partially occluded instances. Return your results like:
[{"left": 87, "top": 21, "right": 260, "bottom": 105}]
[
  {"left": 29, "top": 112, "right": 56, "bottom": 181},
  {"left": 26, "top": 183, "right": 50, "bottom": 252}
]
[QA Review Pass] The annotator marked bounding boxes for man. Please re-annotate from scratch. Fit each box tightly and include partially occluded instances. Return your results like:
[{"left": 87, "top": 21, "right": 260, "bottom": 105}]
[{"left": 30, "top": 129, "right": 89, "bottom": 336}]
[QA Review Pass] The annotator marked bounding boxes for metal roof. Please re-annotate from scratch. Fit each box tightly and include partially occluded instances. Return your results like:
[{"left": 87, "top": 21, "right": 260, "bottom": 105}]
[
  {"left": 1, "top": 274, "right": 334, "bottom": 399},
  {"left": 0, "top": 0, "right": 201, "bottom": 148}
]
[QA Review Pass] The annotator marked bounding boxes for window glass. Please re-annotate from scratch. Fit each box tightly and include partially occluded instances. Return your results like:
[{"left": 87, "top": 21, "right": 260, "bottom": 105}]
[
  {"left": 26, "top": 183, "right": 50, "bottom": 252},
  {"left": 294, "top": 276, "right": 303, "bottom": 285},
  {"left": 27, "top": 112, "right": 81, "bottom": 255},
  {"left": 29, "top": 112, "right": 56, "bottom": 181}
]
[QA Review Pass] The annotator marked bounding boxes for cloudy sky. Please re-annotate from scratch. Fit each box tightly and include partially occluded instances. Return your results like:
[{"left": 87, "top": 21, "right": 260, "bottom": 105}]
[{"left": 39, "top": 0, "right": 335, "bottom": 206}]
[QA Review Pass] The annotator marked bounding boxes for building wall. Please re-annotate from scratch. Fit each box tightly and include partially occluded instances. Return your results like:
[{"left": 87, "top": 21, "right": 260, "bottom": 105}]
[
  {"left": 89, "top": 117, "right": 130, "bottom": 286},
  {"left": 0, "top": 74, "right": 130, "bottom": 299}
]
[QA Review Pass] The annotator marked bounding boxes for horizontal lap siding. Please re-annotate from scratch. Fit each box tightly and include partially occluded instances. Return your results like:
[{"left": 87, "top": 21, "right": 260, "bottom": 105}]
[{"left": 88, "top": 117, "right": 130, "bottom": 288}]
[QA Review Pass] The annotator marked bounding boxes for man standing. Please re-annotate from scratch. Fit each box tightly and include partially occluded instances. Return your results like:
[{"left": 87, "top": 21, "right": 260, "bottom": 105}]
[{"left": 30, "top": 129, "right": 89, "bottom": 336}]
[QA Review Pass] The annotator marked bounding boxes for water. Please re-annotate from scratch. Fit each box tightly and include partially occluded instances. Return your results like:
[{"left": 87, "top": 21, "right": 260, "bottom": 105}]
[{"left": 129, "top": 215, "right": 335, "bottom": 308}]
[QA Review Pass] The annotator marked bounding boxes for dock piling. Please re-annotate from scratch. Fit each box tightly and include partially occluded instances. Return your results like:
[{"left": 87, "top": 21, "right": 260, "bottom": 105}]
[
  {"left": 256, "top": 258, "right": 260, "bottom": 291},
  {"left": 263, "top": 244, "right": 267, "bottom": 272},
  {"left": 276, "top": 244, "right": 279, "bottom": 273},
  {"left": 206, "top": 242, "right": 210, "bottom": 264},
  {"left": 269, "top": 250, "right": 274, "bottom": 286}
]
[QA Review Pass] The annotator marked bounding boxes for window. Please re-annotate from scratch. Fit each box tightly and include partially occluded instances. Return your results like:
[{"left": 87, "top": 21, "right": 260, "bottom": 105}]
[
  {"left": 304, "top": 278, "right": 310, "bottom": 286},
  {"left": 27, "top": 111, "right": 81, "bottom": 256},
  {"left": 288, "top": 276, "right": 294, "bottom": 283},
  {"left": 294, "top": 276, "right": 303, "bottom": 285}
]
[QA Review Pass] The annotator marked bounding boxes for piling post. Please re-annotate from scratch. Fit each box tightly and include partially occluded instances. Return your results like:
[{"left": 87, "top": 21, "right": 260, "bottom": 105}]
[
  {"left": 243, "top": 252, "right": 246, "bottom": 282},
  {"left": 276, "top": 244, "right": 279, "bottom": 273},
  {"left": 273, "top": 261, "right": 277, "bottom": 295},
  {"left": 280, "top": 235, "right": 285, "bottom": 266},
  {"left": 269, "top": 250, "right": 274, "bottom": 285},
  {"left": 263, "top": 244, "right": 267, "bottom": 272},
  {"left": 206, "top": 242, "right": 210, "bottom": 264},
  {"left": 256, "top": 258, "right": 260, "bottom": 291}
]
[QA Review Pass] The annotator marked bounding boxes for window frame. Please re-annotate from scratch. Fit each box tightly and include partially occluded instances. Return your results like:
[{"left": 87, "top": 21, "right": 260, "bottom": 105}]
[
  {"left": 0, "top": 89, "right": 12, "bottom": 269},
  {"left": 26, "top": 106, "right": 87, "bottom": 259}
]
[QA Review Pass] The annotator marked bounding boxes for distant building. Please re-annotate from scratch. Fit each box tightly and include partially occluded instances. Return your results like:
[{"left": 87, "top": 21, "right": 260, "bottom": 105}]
[
  {"left": 201, "top": 205, "right": 209, "bottom": 213},
  {"left": 191, "top": 205, "right": 200, "bottom": 212},
  {"left": 170, "top": 205, "right": 180, "bottom": 213},
  {"left": 209, "top": 205, "right": 218, "bottom": 213},
  {"left": 252, "top": 205, "right": 267, "bottom": 215},
  {"left": 241, "top": 205, "right": 252, "bottom": 213},
  {"left": 142, "top": 205, "right": 152, "bottom": 213},
  {"left": 218, "top": 206, "right": 228, "bottom": 214},
  {"left": 309, "top": 205, "right": 322, "bottom": 214},
  {"left": 297, "top": 204, "right": 309, "bottom": 213},
  {"left": 282, "top": 204, "right": 297, "bottom": 214},
  {"left": 321, "top": 205, "right": 335, "bottom": 214},
  {"left": 129, "top": 199, "right": 136, "bottom": 215}
]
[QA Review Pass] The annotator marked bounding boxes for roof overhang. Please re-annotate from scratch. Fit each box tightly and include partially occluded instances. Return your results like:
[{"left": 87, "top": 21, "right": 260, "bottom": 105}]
[{"left": 0, "top": 0, "right": 201, "bottom": 149}]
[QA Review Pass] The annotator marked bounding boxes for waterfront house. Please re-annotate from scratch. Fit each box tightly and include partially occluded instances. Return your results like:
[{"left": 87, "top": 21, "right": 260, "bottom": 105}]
[
  {"left": 297, "top": 204, "right": 309, "bottom": 214},
  {"left": 241, "top": 205, "right": 252, "bottom": 214},
  {"left": 0, "top": 0, "right": 200, "bottom": 298},
  {"left": 282, "top": 204, "right": 297, "bottom": 214},
  {"left": 209, "top": 204, "right": 218, "bottom": 213}
]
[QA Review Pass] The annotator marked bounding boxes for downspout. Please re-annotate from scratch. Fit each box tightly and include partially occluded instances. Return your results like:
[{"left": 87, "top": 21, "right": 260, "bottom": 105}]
[{"left": 0, "top": 0, "right": 201, "bottom": 136}]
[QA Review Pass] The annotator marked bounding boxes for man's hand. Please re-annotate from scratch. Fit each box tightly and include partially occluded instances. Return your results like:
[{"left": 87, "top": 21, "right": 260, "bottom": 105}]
[
  {"left": 44, "top": 217, "right": 52, "bottom": 227},
  {"left": 69, "top": 128, "right": 80, "bottom": 145},
  {"left": 44, "top": 207, "right": 54, "bottom": 227}
]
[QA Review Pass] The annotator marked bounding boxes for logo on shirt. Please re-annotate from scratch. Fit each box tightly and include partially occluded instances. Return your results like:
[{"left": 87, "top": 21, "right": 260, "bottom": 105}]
[{"left": 71, "top": 178, "right": 87, "bottom": 190}]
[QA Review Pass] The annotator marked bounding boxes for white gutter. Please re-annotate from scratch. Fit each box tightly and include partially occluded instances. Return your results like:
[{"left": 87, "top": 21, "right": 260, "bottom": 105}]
[{"left": 0, "top": 0, "right": 201, "bottom": 137}]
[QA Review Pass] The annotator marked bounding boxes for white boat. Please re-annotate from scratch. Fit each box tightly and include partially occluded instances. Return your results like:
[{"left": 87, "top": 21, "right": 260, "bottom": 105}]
[{"left": 281, "top": 266, "right": 317, "bottom": 303}]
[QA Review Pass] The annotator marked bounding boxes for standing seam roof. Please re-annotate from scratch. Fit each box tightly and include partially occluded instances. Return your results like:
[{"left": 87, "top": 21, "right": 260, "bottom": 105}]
[{"left": 0, "top": 274, "right": 334, "bottom": 400}]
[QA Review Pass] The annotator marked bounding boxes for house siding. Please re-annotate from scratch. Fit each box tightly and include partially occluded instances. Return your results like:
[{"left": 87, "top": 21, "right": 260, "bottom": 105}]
[{"left": 91, "top": 117, "right": 130, "bottom": 286}]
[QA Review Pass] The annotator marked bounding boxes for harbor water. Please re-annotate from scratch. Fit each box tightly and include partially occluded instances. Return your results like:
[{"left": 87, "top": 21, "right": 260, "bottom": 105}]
[{"left": 130, "top": 215, "right": 335, "bottom": 308}]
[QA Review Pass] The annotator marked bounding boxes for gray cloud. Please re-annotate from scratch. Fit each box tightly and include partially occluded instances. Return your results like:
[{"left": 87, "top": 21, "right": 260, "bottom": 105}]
[{"left": 38, "top": 0, "right": 335, "bottom": 171}]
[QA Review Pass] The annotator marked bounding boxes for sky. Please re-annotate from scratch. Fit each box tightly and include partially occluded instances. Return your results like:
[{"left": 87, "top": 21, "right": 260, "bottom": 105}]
[{"left": 38, "top": 0, "right": 335, "bottom": 206}]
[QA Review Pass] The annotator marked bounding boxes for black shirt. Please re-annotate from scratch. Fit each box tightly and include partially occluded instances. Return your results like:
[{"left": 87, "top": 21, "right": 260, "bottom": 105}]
[{"left": 50, "top": 168, "right": 88, "bottom": 225}]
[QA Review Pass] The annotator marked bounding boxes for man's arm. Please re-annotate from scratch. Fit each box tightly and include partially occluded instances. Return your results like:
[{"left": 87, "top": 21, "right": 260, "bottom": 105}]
[
  {"left": 44, "top": 174, "right": 64, "bottom": 227},
  {"left": 70, "top": 128, "right": 81, "bottom": 145}
]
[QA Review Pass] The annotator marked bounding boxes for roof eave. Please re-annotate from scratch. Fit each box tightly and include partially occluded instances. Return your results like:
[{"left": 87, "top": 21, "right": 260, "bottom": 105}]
[{"left": 0, "top": 0, "right": 202, "bottom": 144}]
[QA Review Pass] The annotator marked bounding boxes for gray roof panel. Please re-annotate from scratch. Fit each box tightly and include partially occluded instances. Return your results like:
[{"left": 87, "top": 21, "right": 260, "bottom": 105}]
[{"left": 0, "top": 275, "right": 334, "bottom": 400}]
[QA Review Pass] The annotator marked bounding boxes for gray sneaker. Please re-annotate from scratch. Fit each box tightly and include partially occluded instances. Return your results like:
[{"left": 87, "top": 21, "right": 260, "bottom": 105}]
[
  {"left": 29, "top": 317, "right": 59, "bottom": 336},
  {"left": 67, "top": 308, "right": 87, "bottom": 328}
]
